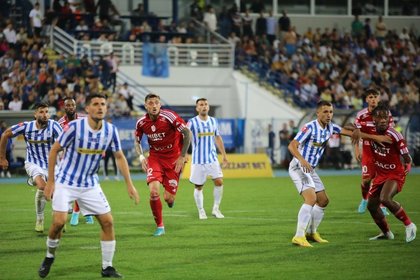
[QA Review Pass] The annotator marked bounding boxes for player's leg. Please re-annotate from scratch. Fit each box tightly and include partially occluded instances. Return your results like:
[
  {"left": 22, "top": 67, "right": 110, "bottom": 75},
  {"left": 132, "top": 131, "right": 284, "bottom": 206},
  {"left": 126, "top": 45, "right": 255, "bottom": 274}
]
[
  {"left": 210, "top": 162, "right": 225, "bottom": 218},
  {"left": 380, "top": 180, "right": 416, "bottom": 242},
  {"left": 306, "top": 189, "right": 329, "bottom": 243},
  {"left": 33, "top": 175, "right": 47, "bottom": 232},
  {"left": 190, "top": 164, "right": 207, "bottom": 219},
  {"left": 70, "top": 201, "right": 81, "bottom": 226},
  {"left": 149, "top": 180, "right": 165, "bottom": 236},
  {"left": 367, "top": 184, "right": 393, "bottom": 240},
  {"left": 39, "top": 184, "right": 71, "bottom": 278},
  {"left": 358, "top": 177, "right": 371, "bottom": 213},
  {"left": 97, "top": 213, "right": 122, "bottom": 278},
  {"left": 289, "top": 160, "right": 314, "bottom": 247},
  {"left": 212, "top": 177, "right": 224, "bottom": 218}
]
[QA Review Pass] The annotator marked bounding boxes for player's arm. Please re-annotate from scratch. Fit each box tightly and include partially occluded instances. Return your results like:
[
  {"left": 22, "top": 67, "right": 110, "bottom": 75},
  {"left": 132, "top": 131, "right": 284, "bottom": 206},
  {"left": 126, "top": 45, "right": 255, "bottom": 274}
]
[
  {"left": 0, "top": 128, "right": 13, "bottom": 169},
  {"left": 175, "top": 126, "right": 191, "bottom": 173},
  {"left": 359, "top": 132, "right": 392, "bottom": 145},
  {"left": 288, "top": 139, "right": 312, "bottom": 173},
  {"left": 215, "top": 135, "right": 228, "bottom": 168},
  {"left": 114, "top": 150, "right": 140, "bottom": 204},
  {"left": 134, "top": 139, "right": 148, "bottom": 172},
  {"left": 44, "top": 141, "right": 62, "bottom": 201}
]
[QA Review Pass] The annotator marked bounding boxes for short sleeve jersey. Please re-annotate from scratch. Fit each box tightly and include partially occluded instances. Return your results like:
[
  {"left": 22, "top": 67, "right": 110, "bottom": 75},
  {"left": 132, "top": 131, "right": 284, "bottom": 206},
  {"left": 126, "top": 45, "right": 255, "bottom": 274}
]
[
  {"left": 370, "top": 127, "right": 409, "bottom": 177},
  {"left": 135, "top": 109, "right": 186, "bottom": 158},
  {"left": 294, "top": 120, "right": 342, "bottom": 168},
  {"left": 10, "top": 119, "right": 62, "bottom": 169}
]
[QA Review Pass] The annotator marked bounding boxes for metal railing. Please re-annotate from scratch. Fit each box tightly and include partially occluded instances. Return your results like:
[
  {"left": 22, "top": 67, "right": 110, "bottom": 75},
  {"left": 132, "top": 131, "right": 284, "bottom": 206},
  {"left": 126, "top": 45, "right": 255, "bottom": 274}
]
[{"left": 51, "top": 26, "right": 234, "bottom": 68}]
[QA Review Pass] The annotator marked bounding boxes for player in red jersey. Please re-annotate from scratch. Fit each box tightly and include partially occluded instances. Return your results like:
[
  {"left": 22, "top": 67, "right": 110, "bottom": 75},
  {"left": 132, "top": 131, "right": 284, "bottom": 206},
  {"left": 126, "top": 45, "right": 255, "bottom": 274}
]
[
  {"left": 58, "top": 97, "right": 94, "bottom": 226},
  {"left": 367, "top": 103, "right": 416, "bottom": 243},
  {"left": 135, "top": 93, "right": 191, "bottom": 236},
  {"left": 353, "top": 88, "right": 392, "bottom": 214}
]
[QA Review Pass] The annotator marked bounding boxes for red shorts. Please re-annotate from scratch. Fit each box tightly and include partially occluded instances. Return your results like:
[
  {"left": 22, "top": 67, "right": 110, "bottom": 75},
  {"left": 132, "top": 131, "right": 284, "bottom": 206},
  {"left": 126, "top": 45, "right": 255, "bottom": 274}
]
[
  {"left": 369, "top": 173, "right": 405, "bottom": 198},
  {"left": 361, "top": 147, "right": 375, "bottom": 180},
  {"left": 146, "top": 153, "right": 180, "bottom": 195}
]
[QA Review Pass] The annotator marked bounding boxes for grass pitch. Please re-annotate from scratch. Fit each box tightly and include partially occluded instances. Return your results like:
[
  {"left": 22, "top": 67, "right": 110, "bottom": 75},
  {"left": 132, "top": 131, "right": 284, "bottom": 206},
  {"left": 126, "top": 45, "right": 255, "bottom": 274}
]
[{"left": 0, "top": 175, "right": 419, "bottom": 279}]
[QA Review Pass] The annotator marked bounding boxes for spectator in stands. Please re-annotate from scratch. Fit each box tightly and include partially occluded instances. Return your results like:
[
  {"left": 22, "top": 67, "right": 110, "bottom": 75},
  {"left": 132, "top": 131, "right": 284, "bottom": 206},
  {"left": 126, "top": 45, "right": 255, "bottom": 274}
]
[
  {"left": 29, "top": 2, "right": 43, "bottom": 38},
  {"left": 96, "top": 0, "right": 120, "bottom": 23},
  {"left": 242, "top": 9, "right": 253, "bottom": 38},
  {"left": 3, "top": 21, "right": 17, "bottom": 48},
  {"left": 190, "top": 0, "right": 203, "bottom": 21},
  {"left": 107, "top": 52, "right": 119, "bottom": 92},
  {"left": 266, "top": 10, "right": 276, "bottom": 45},
  {"left": 255, "top": 11, "right": 267, "bottom": 38},
  {"left": 351, "top": 15, "right": 363, "bottom": 41},
  {"left": 364, "top": 18, "right": 372, "bottom": 41},
  {"left": 118, "top": 82, "right": 134, "bottom": 111},
  {"left": 0, "top": 121, "right": 12, "bottom": 178},
  {"left": 278, "top": 10, "right": 290, "bottom": 42},
  {"left": 375, "top": 15, "right": 387, "bottom": 45},
  {"left": 203, "top": 5, "right": 217, "bottom": 33}
]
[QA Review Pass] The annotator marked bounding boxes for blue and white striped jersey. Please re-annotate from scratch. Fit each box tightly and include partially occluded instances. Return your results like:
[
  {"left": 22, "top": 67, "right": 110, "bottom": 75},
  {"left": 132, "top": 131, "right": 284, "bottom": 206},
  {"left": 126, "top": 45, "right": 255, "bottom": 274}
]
[
  {"left": 294, "top": 120, "right": 342, "bottom": 168},
  {"left": 56, "top": 118, "right": 121, "bottom": 188},
  {"left": 187, "top": 116, "right": 220, "bottom": 164},
  {"left": 11, "top": 119, "right": 62, "bottom": 169}
]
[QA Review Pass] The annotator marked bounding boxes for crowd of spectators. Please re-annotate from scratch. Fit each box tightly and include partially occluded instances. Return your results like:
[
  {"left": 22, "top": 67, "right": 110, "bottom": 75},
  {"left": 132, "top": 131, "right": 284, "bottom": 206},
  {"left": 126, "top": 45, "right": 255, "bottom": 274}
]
[
  {"left": 205, "top": 3, "right": 420, "bottom": 116},
  {"left": 0, "top": 2, "right": 135, "bottom": 117}
]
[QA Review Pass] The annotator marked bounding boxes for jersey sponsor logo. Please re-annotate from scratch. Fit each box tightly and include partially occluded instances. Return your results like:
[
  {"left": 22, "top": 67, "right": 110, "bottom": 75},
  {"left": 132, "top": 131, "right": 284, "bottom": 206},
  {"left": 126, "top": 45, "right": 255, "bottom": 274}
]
[
  {"left": 312, "top": 141, "right": 325, "bottom": 147},
  {"left": 198, "top": 132, "right": 215, "bottom": 137},
  {"left": 147, "top": 132, "right": 166, "bottom": 141},
  {"left": 77, "top": 148, "right": 104, "bottom": 154},
  {"left": 374, "top": 161, "right": 396, "bottom": 170},
  {"left": 27, "top": 139, "right": 50, "bottom": 144},
  {"left": 371, "top": 142, "right": 390, "bottom": 156},
  {"left": 150, "top": 143, "right": 173, "bottom": 151}
]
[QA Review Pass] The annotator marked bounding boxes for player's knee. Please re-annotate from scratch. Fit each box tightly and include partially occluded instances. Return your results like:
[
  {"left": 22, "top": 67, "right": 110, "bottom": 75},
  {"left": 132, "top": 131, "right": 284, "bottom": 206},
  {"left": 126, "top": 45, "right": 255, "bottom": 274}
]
[
  {"left": 379, "top": 196, "right": 392, "bottom": 208},
  {"left": 319, "top": 198, "right": 329, "bottom": 207},
  {"left": 214, "top": 178, "right": 223, "bottom": 186},
  {"left": 150, "top": 191, "right": 160, "bottom": 198},
  {"left": 362, "top": 179, "right": 371, "bottom": 188},
  {"left": 195, "top": 185, "right": 203, "bottom": 191}
]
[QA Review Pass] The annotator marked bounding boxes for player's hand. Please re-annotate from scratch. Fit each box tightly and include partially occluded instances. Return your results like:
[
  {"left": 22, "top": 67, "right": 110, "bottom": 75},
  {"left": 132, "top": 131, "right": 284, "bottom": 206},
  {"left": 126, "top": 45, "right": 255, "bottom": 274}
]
[
  {"left": 351, "top": 129, "right": 361, "bottom": 145},
  {"left": 175, "top": 156, "right": 186, "bottom": 173},
  {"left": 127, "top": 185, "right": 140, "bottom": 205},
  {"left": 299, "top": 159, "right": 313, "bottom": 173},
  {"left": 139, "top": 155, "right": 148, "bottom": 172},
  {"left": 0, "top": 158, "right": 9, "bottom": 170},
  {"left": 221, "top": 156, "right": 228, "bottom": 168},
  {"left": 404, "top": 163, "right": 411, "bottom": 175},
  {"left": 44, "top": 181, "right": 55, "bottom": 201}
]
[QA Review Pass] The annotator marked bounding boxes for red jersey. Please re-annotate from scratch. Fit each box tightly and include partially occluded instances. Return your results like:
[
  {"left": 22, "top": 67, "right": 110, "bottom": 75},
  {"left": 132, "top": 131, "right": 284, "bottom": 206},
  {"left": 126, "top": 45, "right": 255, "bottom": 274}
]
[
  {"left": 58, "top": 113, "right": 86, "bottom": 128},
  {"left": 370, "top": 127, "right": 409, "bottom": 178},
  {"left": 354, "top": 107, "right": 394, "bottom": 152},
  {"left": 135, "top": 109, "right": 186, "bottom": 158}
]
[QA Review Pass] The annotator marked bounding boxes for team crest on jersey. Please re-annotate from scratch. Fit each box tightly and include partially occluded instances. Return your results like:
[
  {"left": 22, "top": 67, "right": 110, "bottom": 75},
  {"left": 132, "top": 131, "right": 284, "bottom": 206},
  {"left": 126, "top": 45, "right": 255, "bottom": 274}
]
[{"left": 151, "top": 125, "right": 156, "bottom": 132}]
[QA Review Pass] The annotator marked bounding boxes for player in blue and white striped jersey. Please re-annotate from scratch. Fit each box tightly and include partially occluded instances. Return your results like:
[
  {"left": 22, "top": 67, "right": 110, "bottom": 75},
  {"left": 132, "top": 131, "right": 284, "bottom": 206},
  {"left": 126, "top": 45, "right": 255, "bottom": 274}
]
[
  {"left": 288, "top": 101, "right": 353, "bottom": 247},
  {"left": 0, "top": 102, "right": 62, "bottom": 233},
  {"left": 38, "top": 94, "right": 139, "bottom": 279},
  {"left": 187, "top": 98, "right": 228, "bottom": 220},
  {"left": 288, "top": 100, "right": 391, "bottom": 248}
]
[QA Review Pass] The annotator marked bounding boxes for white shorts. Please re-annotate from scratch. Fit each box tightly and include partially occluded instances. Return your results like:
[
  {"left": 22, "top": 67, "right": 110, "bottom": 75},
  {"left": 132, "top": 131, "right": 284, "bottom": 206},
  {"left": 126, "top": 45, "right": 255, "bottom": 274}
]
[
  {"left": 288, "top": 158, "right": 325, "bottom": 194},
  {"left": 52, "top": 182, "right": 111, "bottom": 216},
  {"left": 190, "top": 161, "right": 223, "bottom": 185},
  {"left": 25, "top": 162, "right": 48, "bottom": 181}
]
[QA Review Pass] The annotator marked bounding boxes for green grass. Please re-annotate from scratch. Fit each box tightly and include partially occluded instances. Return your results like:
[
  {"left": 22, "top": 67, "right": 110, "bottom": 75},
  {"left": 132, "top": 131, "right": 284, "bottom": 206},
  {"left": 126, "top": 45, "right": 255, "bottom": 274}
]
[{"left": 0, "top": 175, "right": 419, "bottom": 280}]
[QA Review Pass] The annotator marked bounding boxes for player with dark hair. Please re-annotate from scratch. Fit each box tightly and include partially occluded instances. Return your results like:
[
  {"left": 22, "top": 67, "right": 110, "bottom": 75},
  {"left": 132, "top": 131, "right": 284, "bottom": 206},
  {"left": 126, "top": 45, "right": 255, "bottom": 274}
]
[
  {"left": 58, "top": 97, "right": 94, "bottom": 226},
  {"left": 38, "top": 94, "right": 139, "bottom": 278},
  {"left": 0, "top": 102, "right": 62, "bottom": 232},
  {"left": 367, "top": 103, "right": 416, "bottom": 242},
  {"left": 353, "top": 88, "right": 392, "bottom": 215},
  {"left": 135, "top": 93, "right": 191, "bottom": 236}
]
